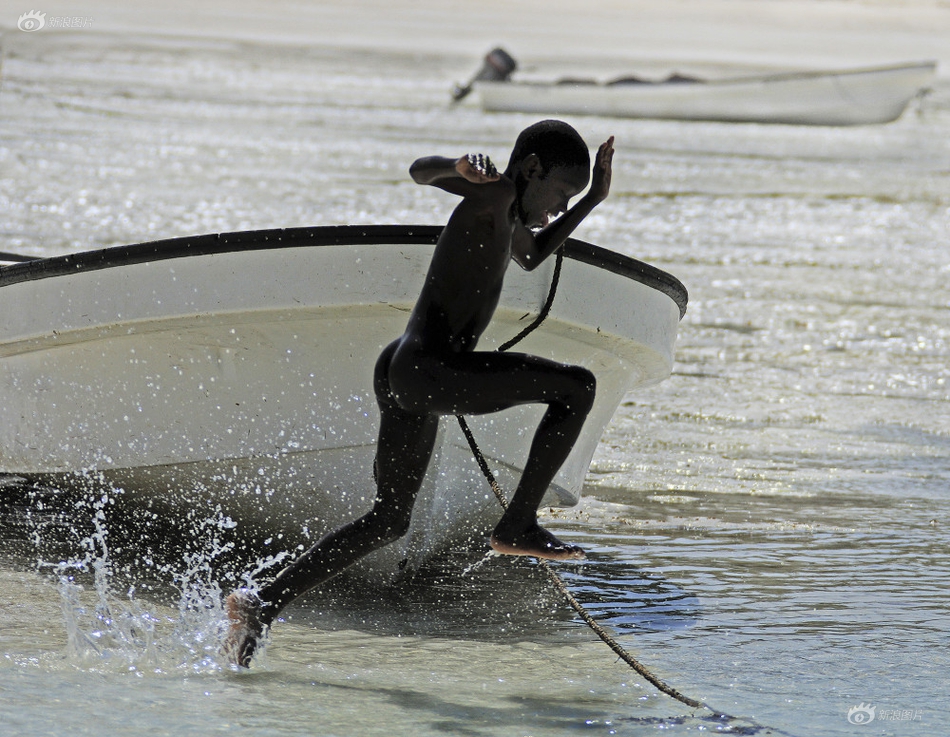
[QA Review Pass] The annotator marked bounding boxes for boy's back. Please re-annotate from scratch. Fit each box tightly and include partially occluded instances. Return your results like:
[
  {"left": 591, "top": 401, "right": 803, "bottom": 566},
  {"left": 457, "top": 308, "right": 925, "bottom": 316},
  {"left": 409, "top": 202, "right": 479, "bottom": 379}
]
[{"left": 404, "top": 164, "right": 517, "bottom": 353}]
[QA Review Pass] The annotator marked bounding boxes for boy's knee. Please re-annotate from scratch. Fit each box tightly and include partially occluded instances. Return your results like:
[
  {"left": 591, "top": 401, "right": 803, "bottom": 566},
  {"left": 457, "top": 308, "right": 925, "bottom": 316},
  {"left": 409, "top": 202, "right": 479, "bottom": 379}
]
[
  {"left": 567, "top": 366, "right": 596, "bottom": 414},
  {"left": 367, "top": 504, "right": 413, "bottom": 543},
  {"left": 384, "top": 509, "right": 413, "bottom": 540}
]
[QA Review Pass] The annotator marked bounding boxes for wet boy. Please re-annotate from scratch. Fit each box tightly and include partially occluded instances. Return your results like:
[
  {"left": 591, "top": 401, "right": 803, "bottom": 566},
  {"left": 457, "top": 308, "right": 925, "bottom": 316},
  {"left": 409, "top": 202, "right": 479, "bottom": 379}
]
[{"left": 225, "top": 120, "right": 614, "bottom": 666}]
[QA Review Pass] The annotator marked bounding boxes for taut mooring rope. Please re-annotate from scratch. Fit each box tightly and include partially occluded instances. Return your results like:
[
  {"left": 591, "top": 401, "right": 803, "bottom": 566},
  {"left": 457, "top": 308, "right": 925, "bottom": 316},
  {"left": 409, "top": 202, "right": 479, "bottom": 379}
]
[
  {"left": 455, "top": 414, "right": 705, "bottom": 710},
  {"left": 456, "top": 246, "right": 710, "bottom": 712}
]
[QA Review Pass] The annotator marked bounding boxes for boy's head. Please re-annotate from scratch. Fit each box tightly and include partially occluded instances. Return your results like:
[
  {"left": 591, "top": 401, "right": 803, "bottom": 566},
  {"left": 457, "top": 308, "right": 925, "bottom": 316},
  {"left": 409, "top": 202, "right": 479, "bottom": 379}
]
[
  {"left": 508, "top": 120, "right": 590, "bottom": 173},
  {"left": 506, "top": 120, "right": 591, "bottom": 229}
]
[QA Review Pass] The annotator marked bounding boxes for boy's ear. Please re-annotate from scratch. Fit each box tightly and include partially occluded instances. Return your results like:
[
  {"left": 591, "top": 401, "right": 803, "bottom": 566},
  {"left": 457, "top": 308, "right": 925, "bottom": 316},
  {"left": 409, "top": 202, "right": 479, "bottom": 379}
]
[{"left": 520, "top": 153, "right": 543, "bottom": 179}]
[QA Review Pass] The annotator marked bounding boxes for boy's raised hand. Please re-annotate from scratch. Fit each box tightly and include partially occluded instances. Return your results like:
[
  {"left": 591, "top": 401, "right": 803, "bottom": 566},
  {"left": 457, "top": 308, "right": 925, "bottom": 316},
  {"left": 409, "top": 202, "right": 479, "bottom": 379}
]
[
  {"left": 587, "top": 136, "right": 614, "bottom": 204},
  {"left": 456, "top": 153, "right": 500, "bottom": 183}
]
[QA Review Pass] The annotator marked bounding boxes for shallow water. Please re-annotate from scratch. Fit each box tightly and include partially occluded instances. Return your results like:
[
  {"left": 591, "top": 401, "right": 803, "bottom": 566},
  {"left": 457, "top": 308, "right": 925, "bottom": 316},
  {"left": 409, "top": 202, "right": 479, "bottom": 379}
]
[{"left": 1, "top": 15, "right": 949, "bottom": 737}]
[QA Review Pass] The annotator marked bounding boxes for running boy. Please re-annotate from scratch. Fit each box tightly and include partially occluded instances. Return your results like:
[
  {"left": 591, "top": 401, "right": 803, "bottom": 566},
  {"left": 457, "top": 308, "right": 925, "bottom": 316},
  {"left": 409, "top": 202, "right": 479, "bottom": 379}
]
[{"left": 225, "top": 120, "right": 614, "bottom": 666}]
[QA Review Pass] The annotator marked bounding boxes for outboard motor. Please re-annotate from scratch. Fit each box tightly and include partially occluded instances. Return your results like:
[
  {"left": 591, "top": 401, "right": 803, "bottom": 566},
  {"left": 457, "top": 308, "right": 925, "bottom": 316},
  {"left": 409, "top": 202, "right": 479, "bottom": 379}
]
[{"left": 452, "top": 47, "right": 517, "bottom": 102}]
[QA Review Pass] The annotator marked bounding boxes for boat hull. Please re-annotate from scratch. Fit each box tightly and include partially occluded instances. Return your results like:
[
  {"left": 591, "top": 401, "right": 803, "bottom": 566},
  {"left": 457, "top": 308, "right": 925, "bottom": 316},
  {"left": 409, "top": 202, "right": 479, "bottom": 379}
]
[
  {"left": 0, "top": 225, "right": 686, "bottom": 577},
  {"left": 476, "top": 62, "right": 937, "bottom": 125}
]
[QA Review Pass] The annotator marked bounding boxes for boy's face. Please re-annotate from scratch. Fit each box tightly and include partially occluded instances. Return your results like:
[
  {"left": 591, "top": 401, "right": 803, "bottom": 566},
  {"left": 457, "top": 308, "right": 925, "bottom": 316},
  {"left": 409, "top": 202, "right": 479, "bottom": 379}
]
[{"left": 519, "top": 163, "right": 589, "bottom": 229}]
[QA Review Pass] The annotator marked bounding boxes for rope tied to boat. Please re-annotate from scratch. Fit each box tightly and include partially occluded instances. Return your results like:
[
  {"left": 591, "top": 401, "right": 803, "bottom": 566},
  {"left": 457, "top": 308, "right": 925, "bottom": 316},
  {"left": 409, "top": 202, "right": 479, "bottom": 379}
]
[{"left": 455, "top": 247, "right": 710, "bottom": 712}]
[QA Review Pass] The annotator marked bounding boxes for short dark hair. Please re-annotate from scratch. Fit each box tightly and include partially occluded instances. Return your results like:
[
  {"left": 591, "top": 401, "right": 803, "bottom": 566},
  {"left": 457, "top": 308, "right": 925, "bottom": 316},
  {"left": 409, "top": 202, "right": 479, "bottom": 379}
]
[{"left": 508, "top": 120, "right": 590, "bottom": 173}]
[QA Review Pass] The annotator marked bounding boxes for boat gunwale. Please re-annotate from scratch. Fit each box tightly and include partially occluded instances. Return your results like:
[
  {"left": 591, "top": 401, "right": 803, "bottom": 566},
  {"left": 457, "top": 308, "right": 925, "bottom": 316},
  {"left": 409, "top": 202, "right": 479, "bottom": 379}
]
[{"left": 0, "top": 224, "right": 688, "bottom": 318}]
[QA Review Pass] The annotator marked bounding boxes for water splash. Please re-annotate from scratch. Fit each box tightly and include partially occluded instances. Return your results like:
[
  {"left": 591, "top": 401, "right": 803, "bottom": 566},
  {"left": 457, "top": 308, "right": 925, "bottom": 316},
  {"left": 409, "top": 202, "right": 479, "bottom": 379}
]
[{"left": 30, "top": 477, "right": 268, "bottom": 674}]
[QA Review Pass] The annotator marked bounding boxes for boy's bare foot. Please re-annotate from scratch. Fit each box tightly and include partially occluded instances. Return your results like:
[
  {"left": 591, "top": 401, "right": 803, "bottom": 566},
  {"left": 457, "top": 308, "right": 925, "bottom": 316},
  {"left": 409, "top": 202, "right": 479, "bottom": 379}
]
[
  {"left": 223, "top": 589, "right": 265, "bottom": 668},
  {"left": 490, "top": 522, "right": 586, "bottom": 561}
]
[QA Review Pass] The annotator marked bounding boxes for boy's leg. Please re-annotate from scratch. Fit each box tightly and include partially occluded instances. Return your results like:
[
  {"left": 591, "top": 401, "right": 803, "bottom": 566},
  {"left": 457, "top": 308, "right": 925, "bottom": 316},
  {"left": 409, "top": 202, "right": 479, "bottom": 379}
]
[
  {"left": 390, "top": 349, "right": 595, "bottom": 559},
  {"left": 487, "top": 358, "right": 594, "bottom": 559},
  {"left": 224, "top": 402, "right": 438, "bottom": 665},
  {"left": 224, "top": 344, "right": 439, "bottom": 665},
  {"left": 254, "top": 402, "right": 438, "bottom": 623},
  {"left": 489, "top": 389, "right": 592, "bottom": 560}
]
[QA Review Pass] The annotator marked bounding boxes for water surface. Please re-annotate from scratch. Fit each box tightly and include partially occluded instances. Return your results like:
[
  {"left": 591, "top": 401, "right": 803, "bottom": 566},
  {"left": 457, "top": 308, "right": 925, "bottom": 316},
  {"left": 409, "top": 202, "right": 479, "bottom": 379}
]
[{"left": 1, "top": 20, "right": 949, "bottom": 737}]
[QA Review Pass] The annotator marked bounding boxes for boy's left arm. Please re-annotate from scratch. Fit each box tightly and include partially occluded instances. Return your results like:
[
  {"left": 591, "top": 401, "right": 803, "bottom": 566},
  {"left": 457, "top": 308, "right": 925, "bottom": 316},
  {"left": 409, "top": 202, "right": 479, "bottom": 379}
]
[{"left": 513, "top": 136, "right": 614, "bottom": 270}]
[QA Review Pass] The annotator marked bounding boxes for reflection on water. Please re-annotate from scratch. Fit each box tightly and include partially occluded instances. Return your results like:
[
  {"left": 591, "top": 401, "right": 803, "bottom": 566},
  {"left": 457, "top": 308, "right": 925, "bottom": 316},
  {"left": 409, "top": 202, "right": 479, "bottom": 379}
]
[{"left": 1, "top": 20, "right": 949, "bottom": 737}]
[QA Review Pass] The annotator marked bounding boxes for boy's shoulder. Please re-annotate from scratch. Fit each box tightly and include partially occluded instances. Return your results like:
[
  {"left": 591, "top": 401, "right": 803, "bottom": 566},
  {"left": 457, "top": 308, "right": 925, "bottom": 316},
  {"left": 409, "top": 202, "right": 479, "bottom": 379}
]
[{"left": 456, "top": 172, "right": 517, "bottom": 211}]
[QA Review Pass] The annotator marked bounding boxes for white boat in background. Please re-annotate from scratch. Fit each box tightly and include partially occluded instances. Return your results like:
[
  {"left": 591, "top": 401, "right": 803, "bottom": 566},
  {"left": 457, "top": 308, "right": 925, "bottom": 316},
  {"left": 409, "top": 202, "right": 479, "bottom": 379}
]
[
  {"left": 0, "top": 225, "right": 686, "bottom": 578},
  {"left": 467, "top": 56, "right": 936, "bottom": 126}
]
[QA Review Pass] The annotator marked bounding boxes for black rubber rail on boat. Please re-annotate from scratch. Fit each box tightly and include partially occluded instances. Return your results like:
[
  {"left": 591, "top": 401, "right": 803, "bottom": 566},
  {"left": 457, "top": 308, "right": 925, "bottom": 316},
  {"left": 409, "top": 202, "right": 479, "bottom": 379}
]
[
  {"left": 0, "top": 224, "right": 688, "bottom": 318},
  {"left": 0, "top": 251, "right": 36, "bottom": 263}
]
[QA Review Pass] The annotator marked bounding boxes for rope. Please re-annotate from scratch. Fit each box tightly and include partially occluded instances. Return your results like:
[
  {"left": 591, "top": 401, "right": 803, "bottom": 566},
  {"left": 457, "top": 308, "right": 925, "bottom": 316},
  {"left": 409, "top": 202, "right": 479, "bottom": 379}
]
[
  {"left": 455, "top": 245, "right": 710, "bottom": 712},
  {"left": 456, "top": 415, "right": 705, "bottom": 710},
  {"left": 496, "top": 248, "right": 563, "bottom": 352}
]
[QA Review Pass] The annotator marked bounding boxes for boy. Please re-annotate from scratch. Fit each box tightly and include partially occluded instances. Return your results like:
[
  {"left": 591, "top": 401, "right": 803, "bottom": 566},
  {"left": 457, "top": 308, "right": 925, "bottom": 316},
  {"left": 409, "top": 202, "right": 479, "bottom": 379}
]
[{"left": 225, "top": 120, "right": 614, "bottom": 666}]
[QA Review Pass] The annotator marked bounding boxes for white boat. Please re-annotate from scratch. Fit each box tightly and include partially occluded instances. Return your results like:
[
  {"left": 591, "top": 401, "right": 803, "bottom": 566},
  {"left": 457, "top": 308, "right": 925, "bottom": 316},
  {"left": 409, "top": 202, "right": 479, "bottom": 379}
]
[
  {"left": 473, "top": 61, "right": 937, "bottom": 126},
  {"left": 0, "top": 225, "right": 686, "bottom": 578}
]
